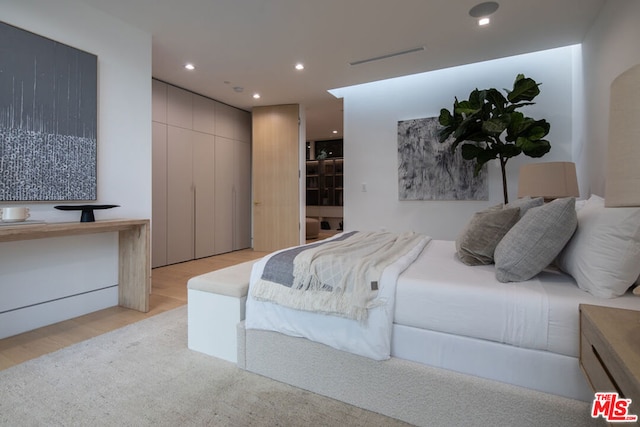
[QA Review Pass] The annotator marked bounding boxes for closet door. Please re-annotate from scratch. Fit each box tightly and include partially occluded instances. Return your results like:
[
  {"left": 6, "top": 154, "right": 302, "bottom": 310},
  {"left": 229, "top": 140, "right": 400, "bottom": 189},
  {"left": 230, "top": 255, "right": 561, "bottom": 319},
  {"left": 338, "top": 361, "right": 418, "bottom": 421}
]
[
  {"left": 214, "top": 136, "right": 235, "bottom": 254},
  {"left": 151, "top": 122, "right": 168, "bottom": 267},
  {"left": 234, "top": 140, "right": 251, "bottom": 250},
  {"left": 193, "top": 132, "right": 216, "bottom": 258},
  {"left": 167, "top": 126, "right": 194, "bottom": 264}
]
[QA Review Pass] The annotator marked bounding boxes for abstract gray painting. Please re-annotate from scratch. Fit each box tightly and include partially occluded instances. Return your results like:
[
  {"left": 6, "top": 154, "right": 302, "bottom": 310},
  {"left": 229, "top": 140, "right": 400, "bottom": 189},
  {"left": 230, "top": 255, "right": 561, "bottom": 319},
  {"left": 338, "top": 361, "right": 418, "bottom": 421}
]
[
  {"left": 398, "top": 117, "right": 488, "bottom": 200},
  {"left": 0, "top": 21, "right": 97, "bottom": 201}
]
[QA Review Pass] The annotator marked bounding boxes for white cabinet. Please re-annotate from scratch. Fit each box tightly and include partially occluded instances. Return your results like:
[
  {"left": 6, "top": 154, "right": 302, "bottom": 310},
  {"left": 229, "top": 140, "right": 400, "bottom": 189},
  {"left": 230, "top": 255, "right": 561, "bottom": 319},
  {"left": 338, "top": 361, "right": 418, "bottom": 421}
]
[
  {"left": 214, "top": 136, "right": 234, "bottom": 254},
  {"left": 152, "top": 80, "right": 251, "bottom": 267},
  {"left": 151, "top": 121, "right": 168, "bottom": 266},
  {"left": 193, "top": 131, "right": 216, "bottom": 259},
  {"left": 235, "top": 140, "right": 251, "bottom": 250},
  {"left": 166, "top": 126, "right": 195, "bottom": 264},
  {"left": 193, "top": 94, "right": 215, "bottom": 134},
  {"left": 167, "top": 85, "right": 193, "bottom": 128},
  {"left": 214, "top": 136, "right": 252, "bottom": 253}
]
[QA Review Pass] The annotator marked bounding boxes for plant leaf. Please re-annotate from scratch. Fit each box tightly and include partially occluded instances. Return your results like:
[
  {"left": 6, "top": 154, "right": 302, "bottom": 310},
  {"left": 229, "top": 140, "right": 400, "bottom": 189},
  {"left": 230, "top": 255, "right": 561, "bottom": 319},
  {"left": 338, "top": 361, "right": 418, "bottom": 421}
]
[
  {"left": 500, "top": 144, "right": 522, "bottom": 159},
  {"left": 454, "top": 100, "right": 479, "bottom": 116},
  {"left": 507, "top": 75, "right": 541, "bottom": 103},
  {"left": 439, "top": 108, "right": 453, "bottom": 126},
  {"left": 519, "top": 138, "right": 551, "bottom": 157},
  {"left": 526, "top": 119, "right": 550, "bottom": 140},
  {"left": 460, "top": 143, "right": 484, "bottom": 160},
  {"left": 468, "top": 89, "right": 483, "bottom": 109},
  {"left": 484, "top": 89, "right": 507, "bottom": 115},
  {"left": 473, "top": 148, "right": 498, "bottom": 176},
  {"left": 482, "top": 116, "right": 508, "bottom": 136}
]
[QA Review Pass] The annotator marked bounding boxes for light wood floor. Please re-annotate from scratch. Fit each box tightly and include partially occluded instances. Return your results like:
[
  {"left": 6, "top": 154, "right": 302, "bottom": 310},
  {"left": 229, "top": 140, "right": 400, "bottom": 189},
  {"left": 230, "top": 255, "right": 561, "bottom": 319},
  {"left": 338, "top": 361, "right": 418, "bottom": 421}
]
[{"left": 0, "top": 248, "right": 269, "bottom": 372}]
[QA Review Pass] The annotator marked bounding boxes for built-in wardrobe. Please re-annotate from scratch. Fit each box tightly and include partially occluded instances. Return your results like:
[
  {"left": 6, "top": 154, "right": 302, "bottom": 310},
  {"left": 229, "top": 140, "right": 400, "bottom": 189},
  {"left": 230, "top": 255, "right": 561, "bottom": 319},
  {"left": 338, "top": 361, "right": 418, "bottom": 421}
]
[{"left": 152, "top": 79, "right": 251, "bottom": 267}]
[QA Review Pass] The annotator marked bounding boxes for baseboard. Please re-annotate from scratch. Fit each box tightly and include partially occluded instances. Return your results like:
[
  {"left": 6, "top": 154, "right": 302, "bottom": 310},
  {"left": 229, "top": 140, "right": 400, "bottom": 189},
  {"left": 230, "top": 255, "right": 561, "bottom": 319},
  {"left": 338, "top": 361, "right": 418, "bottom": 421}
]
[{"left": 0, "top": 286, "right": 118, "bottom": 338}]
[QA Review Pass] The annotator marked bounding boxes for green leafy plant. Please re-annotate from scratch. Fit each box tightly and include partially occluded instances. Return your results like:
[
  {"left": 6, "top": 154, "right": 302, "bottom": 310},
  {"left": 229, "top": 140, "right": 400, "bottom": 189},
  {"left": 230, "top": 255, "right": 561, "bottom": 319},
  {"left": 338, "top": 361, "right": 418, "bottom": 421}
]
[{"left": 438, "top": 74, "right": 551, "bottom": 204}]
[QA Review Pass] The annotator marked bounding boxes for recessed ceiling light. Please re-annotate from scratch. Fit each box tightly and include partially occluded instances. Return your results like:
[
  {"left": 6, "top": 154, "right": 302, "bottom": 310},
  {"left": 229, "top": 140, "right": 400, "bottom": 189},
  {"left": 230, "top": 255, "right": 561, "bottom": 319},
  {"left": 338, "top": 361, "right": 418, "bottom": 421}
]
[
  {"left": 184, "top": 63, "right": 195, "bottom": 70},
  {"left": 295, "top": 63, "right": 304, "bottom": 71},
  {"left": 469, "top": 2, "right": 499, "bottom": 26},
  {"left": 332, "top": 130, "right": 338, "bottom": 134},
  {"left": 253, "top": 93, "right": 261, "bottom": 99}
]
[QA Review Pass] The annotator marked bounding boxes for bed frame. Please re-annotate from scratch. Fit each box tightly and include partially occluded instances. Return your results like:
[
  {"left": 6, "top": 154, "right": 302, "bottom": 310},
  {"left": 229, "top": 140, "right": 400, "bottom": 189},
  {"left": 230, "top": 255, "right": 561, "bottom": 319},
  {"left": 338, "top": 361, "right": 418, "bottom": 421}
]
[
  {"left": 187, "top": 248, "right": 600, "bottom": 426},
  {"left": 237, "top": 322, "right": 599, "bottom": 427}
]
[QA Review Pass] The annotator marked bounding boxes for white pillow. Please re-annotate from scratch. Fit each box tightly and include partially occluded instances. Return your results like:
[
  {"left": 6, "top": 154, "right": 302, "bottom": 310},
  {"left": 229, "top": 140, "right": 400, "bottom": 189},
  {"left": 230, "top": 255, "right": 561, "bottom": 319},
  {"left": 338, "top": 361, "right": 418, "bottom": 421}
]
[{"left": 556, "top": 194, "right": 640, "bottom": 298}]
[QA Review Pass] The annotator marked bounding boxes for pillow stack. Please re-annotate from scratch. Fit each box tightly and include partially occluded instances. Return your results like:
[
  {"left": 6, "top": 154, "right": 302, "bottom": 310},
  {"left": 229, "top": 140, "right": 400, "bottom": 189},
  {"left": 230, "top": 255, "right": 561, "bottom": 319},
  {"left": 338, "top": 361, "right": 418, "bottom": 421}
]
[
  {"left": 456, "top": 194, "right": 640, "bottom": 298},
  {"left": 555, "top": 195, "right": 640, "bottom": 298},
  {"left": 455, "top": 197, "right": 544, "bottom": 266}
]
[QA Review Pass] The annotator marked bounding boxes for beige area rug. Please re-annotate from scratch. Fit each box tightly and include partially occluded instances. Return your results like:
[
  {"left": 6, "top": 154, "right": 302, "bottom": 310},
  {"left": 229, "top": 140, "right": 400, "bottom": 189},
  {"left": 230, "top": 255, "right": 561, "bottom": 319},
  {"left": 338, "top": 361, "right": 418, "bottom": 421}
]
[{"left": 0, "top": 306, "right": 411, "bottom": 426}]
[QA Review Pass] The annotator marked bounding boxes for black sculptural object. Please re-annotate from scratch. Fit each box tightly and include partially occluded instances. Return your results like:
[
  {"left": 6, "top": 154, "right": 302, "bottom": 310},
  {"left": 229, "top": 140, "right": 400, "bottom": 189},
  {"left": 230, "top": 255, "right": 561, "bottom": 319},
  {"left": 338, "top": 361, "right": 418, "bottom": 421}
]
[{"left": 54, "top": 204, "right": 119, "bottom": 222}]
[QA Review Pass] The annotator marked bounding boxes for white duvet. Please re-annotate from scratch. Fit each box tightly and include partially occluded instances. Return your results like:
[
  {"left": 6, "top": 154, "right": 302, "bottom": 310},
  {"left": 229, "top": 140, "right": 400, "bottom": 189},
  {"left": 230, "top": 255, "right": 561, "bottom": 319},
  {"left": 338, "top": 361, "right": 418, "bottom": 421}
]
[
  {"left": 395, "top": 240, "right": 640, "bottom": 358},
  {"left": 245, "top": 232, "right": 430, "bottom": 360},
  {"left": 246, "top": 237, "right": 640, "bottom": 362}
]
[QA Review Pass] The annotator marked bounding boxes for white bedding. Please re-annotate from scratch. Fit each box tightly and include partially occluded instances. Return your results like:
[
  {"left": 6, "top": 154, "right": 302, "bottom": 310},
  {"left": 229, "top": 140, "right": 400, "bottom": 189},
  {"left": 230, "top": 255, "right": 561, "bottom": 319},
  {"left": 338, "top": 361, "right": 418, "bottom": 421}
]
[
  {"left": 244, "top": 235, "right": 640, "bottom": 400},
  {"left": 395, "top": 240, "right": 640, "bottom": 357},
  {"left": 246, "top": 235, "right": 640, "bottom": 364},
  {"left": 245, "top": 232, "right": 429, "bottom": 360}
]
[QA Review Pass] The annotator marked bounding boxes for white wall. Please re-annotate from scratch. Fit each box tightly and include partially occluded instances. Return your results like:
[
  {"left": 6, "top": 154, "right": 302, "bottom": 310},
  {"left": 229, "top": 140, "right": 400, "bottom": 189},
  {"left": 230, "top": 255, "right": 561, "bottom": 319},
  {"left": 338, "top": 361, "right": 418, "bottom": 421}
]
[
  {"left": 0, "top": 0, "right": 152, "bottom": 337},
  {"left": 580, "top": 0, "right": 640, "bottom": 198},
  {"left": 331, "top": 46, "right": 580, "bottom": 239}
]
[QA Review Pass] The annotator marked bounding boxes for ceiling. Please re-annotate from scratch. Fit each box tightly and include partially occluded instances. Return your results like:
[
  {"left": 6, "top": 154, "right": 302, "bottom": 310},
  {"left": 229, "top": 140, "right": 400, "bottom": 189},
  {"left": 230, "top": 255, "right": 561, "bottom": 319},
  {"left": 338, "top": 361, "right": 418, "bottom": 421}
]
[{"left": 77, "top": 0, "right": 605, "bottom": 141}]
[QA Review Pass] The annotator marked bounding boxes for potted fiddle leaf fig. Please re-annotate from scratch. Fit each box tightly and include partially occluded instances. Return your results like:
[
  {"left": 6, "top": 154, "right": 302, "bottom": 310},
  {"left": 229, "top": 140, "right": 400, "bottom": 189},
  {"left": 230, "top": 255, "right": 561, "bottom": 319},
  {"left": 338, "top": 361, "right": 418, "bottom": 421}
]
[{"left": 438, "top": 74, "right": 551, "bottom": 204}]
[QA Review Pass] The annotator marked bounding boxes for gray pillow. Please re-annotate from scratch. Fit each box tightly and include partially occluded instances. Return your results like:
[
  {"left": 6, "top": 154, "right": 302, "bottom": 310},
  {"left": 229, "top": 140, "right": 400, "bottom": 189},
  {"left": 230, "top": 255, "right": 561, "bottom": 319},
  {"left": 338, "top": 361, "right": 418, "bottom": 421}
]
[
  {"left": 456, "top": 206, "right": 521, "bottom": 265},
  {"left": 494, "top": 197, "right": 577, "bottom": 282},
  {"left": 505, "top": 196, "right": 544, "bottom": 218}
]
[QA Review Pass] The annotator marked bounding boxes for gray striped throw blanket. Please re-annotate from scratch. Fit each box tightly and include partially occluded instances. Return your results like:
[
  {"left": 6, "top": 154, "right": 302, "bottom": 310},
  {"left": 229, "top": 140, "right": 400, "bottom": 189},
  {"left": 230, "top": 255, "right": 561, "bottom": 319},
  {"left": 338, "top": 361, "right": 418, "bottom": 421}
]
[{"left": 251, "top": 231, "right": 427, "bottom": 321}]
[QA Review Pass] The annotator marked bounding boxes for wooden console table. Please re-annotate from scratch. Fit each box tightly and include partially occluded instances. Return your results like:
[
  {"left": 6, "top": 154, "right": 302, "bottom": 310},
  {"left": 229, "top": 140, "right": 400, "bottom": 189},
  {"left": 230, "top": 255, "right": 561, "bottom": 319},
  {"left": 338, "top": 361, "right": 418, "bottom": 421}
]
[{"left": 0, "top": 219, "right": 150, "bottom": 312}]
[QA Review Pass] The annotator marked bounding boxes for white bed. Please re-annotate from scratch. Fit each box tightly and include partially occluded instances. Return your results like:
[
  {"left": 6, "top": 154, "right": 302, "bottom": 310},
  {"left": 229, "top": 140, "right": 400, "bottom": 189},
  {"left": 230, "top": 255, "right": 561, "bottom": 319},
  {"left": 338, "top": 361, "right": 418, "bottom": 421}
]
[
  {"left": 244, "top": 194, "right": 640, "bottom": 414},
  {"left": 393, "top": 239, "right": 639, "bottom": 401},
  {"left": 246, "top": 234, "right": 639, "bottom": 401}
]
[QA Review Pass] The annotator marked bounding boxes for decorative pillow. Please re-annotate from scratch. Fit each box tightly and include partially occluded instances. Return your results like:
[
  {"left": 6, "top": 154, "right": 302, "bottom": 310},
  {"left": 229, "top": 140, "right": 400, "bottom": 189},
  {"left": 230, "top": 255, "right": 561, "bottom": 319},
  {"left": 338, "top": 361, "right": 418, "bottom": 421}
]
[
  {"left": 555, "top": 194, "right": 640, "bottom": 298},
  {"left": 575, "top": 199, "right": 588, "bottom": 211},
  {"left": 455, "top": 206, "right": 521, "bottom": 265},
  {"left": 494, "top": 197, "right": 577, "bottom": 282},
  {"left": 505, "top": 196, "right": 544, "bottom": 218}
]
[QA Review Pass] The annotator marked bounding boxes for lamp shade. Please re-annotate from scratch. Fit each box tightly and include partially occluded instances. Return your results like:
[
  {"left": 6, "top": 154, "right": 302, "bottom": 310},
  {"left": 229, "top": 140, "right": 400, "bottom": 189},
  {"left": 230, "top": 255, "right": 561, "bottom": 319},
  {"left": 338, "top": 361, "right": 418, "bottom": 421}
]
[
  {"left": 605, "top": 63, "right": 640, "bottom": 207},
  {"left": 517, "top": 162, "right": 579, "bottom": 201}
]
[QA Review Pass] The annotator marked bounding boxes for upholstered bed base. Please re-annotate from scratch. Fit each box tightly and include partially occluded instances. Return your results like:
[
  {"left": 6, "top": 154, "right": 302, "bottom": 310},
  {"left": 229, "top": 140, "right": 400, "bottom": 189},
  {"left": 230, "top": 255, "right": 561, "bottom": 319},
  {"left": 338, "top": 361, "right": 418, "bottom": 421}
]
[{"left": 237, "top": 322, "right": 598, "bottom": 427}]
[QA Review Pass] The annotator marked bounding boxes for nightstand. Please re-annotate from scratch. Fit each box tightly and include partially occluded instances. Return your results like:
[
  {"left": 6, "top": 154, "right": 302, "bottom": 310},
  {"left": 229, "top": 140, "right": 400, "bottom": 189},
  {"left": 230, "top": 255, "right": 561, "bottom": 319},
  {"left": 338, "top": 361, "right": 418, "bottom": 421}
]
[{"left": 579, "top": 304, "right": 640, "bottom": 418}]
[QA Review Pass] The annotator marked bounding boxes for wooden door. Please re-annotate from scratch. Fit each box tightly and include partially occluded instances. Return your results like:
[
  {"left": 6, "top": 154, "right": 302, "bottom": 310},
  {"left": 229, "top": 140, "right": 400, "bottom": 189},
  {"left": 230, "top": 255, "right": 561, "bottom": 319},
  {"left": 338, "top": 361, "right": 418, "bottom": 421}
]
[{"left": 252, "top": 104, "right": 301, "bottom": 252}]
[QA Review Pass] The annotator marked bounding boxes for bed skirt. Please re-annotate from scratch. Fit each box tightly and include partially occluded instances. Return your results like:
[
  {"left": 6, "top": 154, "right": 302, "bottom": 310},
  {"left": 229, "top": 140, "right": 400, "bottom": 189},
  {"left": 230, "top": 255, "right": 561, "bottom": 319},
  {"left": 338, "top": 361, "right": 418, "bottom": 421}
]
[{"left": 237, "top": 322, "right": 598, "bottom": 427}]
